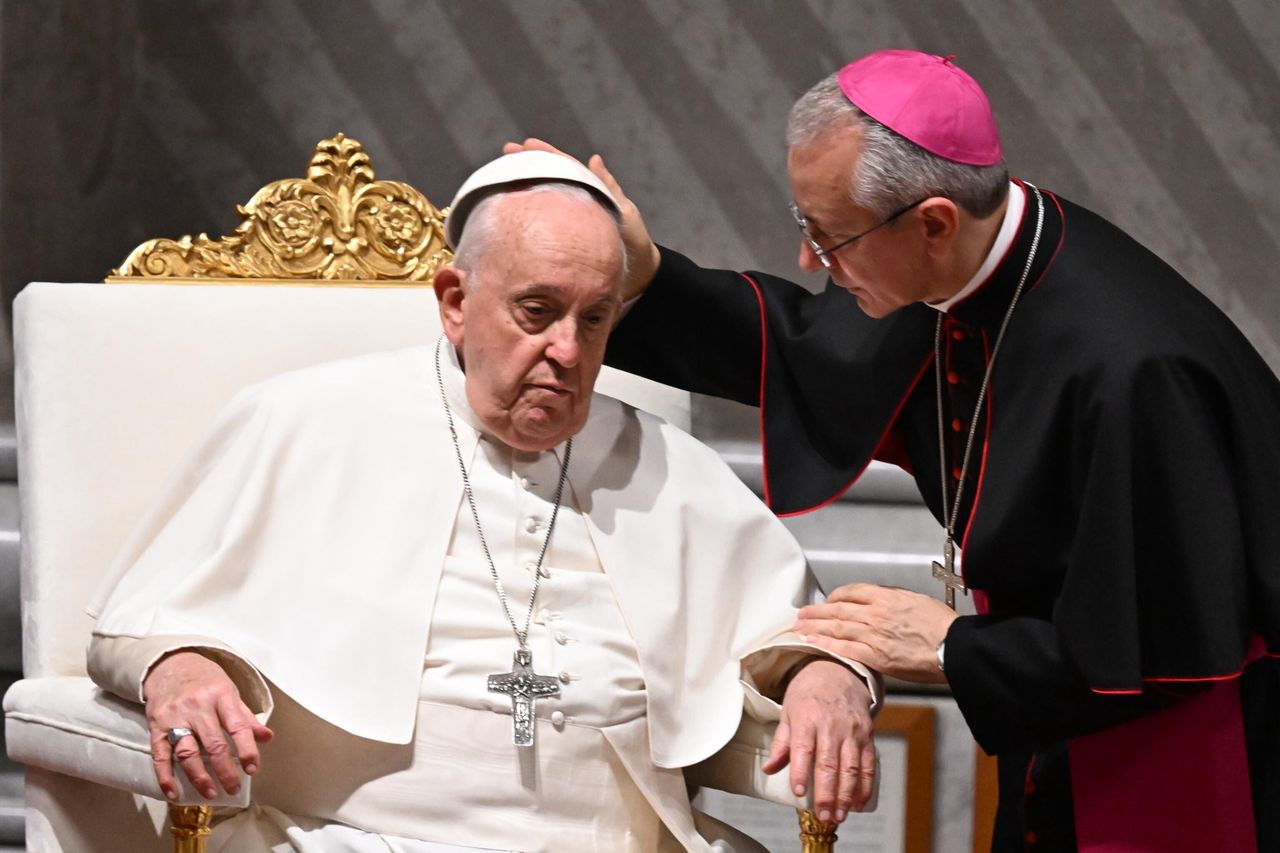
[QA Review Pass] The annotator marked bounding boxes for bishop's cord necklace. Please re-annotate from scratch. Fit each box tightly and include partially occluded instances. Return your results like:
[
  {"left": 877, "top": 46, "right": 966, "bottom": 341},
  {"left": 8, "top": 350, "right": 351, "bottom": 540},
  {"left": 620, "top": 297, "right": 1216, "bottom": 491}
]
[
  {"left": 434, "top": 336, "right": 572, "bottom": 747},
  {"left": 932, "top": 184, "right": 1045, "bottom": 610}
]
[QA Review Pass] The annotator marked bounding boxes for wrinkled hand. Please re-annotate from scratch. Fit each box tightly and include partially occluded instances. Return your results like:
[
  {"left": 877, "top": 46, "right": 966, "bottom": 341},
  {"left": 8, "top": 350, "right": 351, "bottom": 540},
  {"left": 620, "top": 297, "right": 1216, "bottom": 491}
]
[
  {"left": 143, "top": 650, "right": 273, "bottom": 800},
  {"left": 796, "top": 584, "right": 957, "bottom": 684},
  {"left": 501, "top": 137, "right": 660, "bottom": 300},
  {"left": 763, "top": 659, "right": 875, "bottom": 823}
]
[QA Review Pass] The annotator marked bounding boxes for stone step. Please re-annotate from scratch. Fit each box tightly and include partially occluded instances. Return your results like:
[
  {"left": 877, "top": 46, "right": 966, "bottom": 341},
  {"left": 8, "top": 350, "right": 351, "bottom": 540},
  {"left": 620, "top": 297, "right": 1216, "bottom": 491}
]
[
  {"left": 0, "top": 422, "right": 14, "bottom": 483},
  {"left": 711, "top": 439, "right": 924, "bottom": 505},
  {"left": 0, "top": 796, "right": 21, "bottom": 847},
  {"left": 0, "top": 674, "right": 22, "bottom": 847},
  {"left": 782, "top": 499, "right": 978, "bottom": 620},
  {"left": 0, "top": 423, "right": 24, "bottom": 847},
  {"left": 0, "top": 483, "right": 19, "bottom": 676},
  {"left": 709, "top": 439, "right": 972, "bottom": 606}
]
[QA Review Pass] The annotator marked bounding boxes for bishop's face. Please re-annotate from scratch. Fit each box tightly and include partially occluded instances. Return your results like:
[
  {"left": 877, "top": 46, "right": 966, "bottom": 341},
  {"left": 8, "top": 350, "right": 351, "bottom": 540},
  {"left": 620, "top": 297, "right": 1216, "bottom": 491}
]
[
  {"left": 436, "top": 192, "right": 624, "bottom": 452},
  {"left": 787, "top": 130, "right": 937, "bottom": 318}
]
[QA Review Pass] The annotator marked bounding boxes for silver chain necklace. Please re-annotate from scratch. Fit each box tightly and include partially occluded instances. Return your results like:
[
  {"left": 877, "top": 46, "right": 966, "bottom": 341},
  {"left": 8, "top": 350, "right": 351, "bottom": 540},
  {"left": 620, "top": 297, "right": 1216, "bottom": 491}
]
[
  {"left": 931, "top": 185, "right": 1045, "bottom": 609},
  {"left": 434, "top": 337, "right": 571, "bottom": 746}
]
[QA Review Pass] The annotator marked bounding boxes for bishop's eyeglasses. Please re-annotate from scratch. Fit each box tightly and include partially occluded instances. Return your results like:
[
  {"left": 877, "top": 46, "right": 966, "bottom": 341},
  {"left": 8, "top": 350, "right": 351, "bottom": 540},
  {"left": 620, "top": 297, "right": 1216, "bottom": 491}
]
[{"left": 789, "top": 198, "right": 927, "bottom": 269}]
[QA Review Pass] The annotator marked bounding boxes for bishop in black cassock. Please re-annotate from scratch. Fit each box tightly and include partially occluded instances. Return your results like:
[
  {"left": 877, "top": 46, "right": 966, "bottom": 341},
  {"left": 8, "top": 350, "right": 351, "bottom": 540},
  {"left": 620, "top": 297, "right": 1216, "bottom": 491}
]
[{"left": 597, "top": 49, "right": 1280, "bottom": 852}]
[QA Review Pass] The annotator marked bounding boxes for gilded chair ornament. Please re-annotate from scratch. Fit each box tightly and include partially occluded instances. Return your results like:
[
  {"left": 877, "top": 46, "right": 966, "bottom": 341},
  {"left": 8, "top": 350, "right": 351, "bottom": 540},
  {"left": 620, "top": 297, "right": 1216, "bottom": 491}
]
[
  {"left": 167, "top": 804, "right": 212, "bottom": 853},
  {"left": 111, "top": 133, "right": 450, "bottom": 283},
  {"left": 797, "top": 808, "right": 839, "bottom": 853}
]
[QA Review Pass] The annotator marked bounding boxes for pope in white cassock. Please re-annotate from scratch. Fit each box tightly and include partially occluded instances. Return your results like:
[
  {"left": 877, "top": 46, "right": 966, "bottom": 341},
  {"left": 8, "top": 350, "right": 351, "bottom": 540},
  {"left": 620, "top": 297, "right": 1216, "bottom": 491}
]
[{"left": 85, "top": 152, "right": 878, "bottom": 852}]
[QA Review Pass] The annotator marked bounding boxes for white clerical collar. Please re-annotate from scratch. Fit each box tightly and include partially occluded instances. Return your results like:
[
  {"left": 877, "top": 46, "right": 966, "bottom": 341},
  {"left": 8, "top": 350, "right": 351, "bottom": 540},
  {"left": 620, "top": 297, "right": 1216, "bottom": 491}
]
[
  {"left": 439, "top": 340, "right": 488, "bottom": 436},
  {"left": 928, "top": 180, "right": 1025, "bottom": 313}
]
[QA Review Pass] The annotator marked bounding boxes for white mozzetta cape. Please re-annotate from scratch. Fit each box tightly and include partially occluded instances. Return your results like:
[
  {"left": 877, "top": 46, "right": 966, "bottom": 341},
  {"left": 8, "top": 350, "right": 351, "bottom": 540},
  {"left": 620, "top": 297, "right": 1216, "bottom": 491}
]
[{"left": 89, "top": 346, "right": 828, "bottom": 768}]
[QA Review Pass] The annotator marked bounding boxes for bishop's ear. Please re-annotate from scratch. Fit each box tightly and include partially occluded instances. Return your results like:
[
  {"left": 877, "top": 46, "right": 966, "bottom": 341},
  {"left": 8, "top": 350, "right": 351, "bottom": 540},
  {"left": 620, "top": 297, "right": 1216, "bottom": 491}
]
[
  {"left": 433, "top": 265, "right": 467, "bottom": 346},
  {"left": 917, "top": 198, "right": 960, "bottom": 252}
]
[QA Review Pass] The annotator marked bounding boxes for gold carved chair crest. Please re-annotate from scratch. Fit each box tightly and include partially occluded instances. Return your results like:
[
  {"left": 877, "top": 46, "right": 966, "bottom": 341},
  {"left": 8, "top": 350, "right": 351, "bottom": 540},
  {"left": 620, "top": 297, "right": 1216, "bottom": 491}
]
[{"left": 111, "top": 132, "right": 450, "bottom": 284}]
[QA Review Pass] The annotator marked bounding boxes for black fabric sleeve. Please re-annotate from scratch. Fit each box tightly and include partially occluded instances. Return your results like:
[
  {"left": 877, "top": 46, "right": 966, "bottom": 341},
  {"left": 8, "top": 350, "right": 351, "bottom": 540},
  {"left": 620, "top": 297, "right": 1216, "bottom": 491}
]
[
  {"left": 607, "top": 247, "right": 933, "bottom": 511},
  {"left": 607, "top": 246, "right": 777, "bottom": 407},
  {"left": 945, "top": 614, "right": 1193, "bottom": 754}
]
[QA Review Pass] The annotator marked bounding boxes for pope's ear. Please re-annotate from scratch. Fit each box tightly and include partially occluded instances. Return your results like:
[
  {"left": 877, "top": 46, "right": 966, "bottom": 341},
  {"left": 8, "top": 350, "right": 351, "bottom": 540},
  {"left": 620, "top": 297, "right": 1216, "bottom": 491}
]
[{"left": 434, "top": 265, "right": 467, "bottom": 345}]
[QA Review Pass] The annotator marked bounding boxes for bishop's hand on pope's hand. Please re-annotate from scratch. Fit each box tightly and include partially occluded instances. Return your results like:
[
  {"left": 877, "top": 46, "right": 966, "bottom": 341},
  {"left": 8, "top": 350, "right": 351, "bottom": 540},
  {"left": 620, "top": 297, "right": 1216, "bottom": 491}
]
[
  {"left": 141, "top": 650, "right": 274, "bottom": 801},
  {"left": 796, "top": 583, "right": 958, "bottom": 685},
  {"left": 763, "top": 659, "right": 876, "bottom": 824}
]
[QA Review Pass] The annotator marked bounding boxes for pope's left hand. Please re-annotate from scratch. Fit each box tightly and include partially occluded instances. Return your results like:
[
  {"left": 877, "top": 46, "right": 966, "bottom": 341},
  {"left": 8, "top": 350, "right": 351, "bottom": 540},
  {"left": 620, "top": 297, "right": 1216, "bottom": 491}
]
[
  {"left": 795, "top": 583, "right": 958, "bottom": 684},
  {"left": 764, "top": 659, "right": 875, "bottom": 823}
]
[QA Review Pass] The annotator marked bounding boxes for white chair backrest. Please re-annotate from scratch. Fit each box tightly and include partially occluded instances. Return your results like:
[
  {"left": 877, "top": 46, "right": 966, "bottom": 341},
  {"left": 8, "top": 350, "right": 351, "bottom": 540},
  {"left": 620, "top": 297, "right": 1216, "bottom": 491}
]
[{"left": 14, "top": 282, "right": 689, "bottom": 680}]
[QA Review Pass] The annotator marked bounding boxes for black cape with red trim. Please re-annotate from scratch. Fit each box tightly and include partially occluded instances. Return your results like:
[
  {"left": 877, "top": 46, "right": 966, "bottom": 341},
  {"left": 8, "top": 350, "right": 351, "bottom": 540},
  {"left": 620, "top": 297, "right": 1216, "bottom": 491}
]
[{"left": 606, "top": 186, "right": 1280, "bottom": 851}]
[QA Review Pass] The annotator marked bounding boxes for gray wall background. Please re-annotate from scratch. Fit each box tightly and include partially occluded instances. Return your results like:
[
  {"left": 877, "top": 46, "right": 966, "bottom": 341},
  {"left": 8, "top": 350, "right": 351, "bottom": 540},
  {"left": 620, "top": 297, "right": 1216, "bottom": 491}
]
[{"left": 1, "top": 0, "right": 1277, "bottom": 396}]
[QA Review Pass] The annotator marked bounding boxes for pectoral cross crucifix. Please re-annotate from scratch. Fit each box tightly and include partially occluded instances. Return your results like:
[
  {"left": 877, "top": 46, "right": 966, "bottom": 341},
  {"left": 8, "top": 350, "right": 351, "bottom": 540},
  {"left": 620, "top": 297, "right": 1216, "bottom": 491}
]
[
  {"left": 932, "top": 538, "right": 968, "bottom": 611},
  {"left": 488, "top": 648, "right": 561, "bottom": 747}
]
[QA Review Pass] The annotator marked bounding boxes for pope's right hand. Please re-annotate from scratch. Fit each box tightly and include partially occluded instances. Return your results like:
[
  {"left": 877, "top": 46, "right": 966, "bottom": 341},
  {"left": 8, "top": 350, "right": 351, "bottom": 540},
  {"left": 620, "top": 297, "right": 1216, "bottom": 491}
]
[
  {"left": 142, "top": 650, "right": 273, "bottom": 800},
  {"left": 501, "top": 138, "right": 661, "bottom": 301},
  {"left": 765, "top": 658, "right": 876, "bottom": 823}
]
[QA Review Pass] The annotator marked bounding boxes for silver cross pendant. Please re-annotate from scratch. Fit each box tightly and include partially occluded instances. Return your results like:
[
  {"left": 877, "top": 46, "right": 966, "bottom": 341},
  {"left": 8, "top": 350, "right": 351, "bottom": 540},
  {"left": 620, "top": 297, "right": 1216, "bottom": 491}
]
[
  {"left": 487, "top": 649, "right": 561, "bottom": 747},
  {"left": 932, "top": 538, "right": 968, "bottom": 611}
]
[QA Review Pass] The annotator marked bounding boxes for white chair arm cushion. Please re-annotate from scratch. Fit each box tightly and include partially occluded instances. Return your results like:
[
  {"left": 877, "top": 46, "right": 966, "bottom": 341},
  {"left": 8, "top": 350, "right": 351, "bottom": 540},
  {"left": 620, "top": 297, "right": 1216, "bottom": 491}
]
[
  {"left": 3, "top": 676, "right": 250, "bottom": 807},
  {"left": 686, "top": 714, "right": 809, "bottom": 809},
  {"left": 685, "top": 714, "right": 880, "bottom": 813}
]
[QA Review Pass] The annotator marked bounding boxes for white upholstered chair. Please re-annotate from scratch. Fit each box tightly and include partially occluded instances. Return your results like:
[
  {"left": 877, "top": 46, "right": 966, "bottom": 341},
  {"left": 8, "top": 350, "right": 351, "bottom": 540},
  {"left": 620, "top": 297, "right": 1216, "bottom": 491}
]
[{"left": 2, "top": 135, "right": 834, "bottom": 852}]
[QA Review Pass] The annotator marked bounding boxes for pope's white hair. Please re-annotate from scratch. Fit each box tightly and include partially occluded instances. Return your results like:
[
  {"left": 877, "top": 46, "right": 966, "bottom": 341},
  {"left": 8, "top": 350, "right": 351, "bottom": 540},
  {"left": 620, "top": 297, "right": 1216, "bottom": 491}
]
[
  {"left": 786, "top": 72, "right": 1008, "bottom": 219},
  {"left": 453, "top": 182, "right": 627, "bottom": 284}
]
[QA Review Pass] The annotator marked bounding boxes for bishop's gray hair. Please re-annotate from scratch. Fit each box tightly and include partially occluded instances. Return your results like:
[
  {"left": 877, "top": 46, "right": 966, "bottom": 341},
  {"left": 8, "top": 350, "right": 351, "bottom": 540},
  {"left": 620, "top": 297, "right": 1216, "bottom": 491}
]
[
  {"left": 786, "top": 73, "right": 1008, "bottom": 219},
  {"left": 453, "top": 181, "right": 627, "bottom": 283}
]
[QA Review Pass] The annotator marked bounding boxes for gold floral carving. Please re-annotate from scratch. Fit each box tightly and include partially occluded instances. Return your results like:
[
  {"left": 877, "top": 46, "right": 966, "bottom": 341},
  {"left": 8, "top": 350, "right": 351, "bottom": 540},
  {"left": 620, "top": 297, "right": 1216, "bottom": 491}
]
[{"left": 110, "top": 134, "right": 450, "bottom": 284}]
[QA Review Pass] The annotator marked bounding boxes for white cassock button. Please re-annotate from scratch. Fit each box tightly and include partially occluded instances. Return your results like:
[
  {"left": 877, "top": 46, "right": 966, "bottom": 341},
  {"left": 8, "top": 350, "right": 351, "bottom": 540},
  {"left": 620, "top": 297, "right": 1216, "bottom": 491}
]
[
  {"left": 519, "top": 476, "right": 531, "bottom": 489},
  {"left": 525, "top": 519, "right": 539, "bottom": 533},
  {"left": 550, "top": 710, "right": 566, "bottom": 727},
  {"left": 539, "top": 565, "right": 551, "bottom": 579},
  {"left": 559, "top": 671, "right": 572, "bottom": 684},
  {"left": 554, "top": 632, "right": 568, "bottom": 645}
]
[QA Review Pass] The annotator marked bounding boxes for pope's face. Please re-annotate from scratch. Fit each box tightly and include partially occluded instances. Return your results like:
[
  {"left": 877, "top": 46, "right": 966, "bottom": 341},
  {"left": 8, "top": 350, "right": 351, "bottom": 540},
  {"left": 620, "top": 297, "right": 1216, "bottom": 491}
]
[
  {"left": 788, "top": 130, "right": 934, "bottom": 318},
  {"left": 436, "top": 192, "right": 624, "bottom": 452}
]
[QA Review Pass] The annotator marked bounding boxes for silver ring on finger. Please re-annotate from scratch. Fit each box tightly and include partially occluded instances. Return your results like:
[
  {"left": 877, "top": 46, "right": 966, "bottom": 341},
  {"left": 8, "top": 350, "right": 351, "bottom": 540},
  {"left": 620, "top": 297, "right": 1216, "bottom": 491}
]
[{"left": 166, "top": 726, "right": 196, "bottom": 747}]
